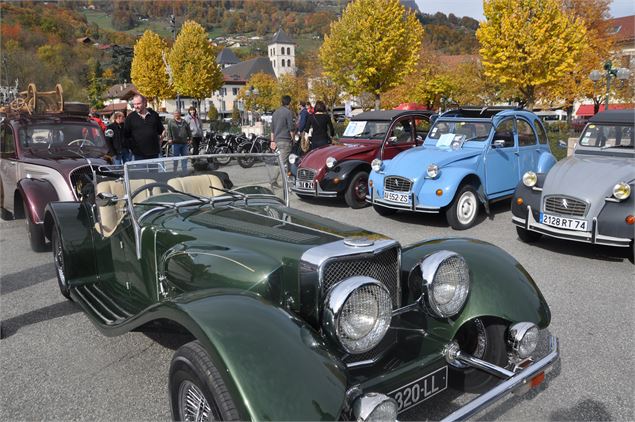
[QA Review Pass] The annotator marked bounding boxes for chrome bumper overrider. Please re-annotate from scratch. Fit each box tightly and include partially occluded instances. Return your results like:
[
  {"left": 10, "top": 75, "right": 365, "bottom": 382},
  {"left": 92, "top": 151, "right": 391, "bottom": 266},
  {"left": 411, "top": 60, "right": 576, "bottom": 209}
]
[
  {"left": 513, "top": 206, "right": 632, "bottom": 247},
  {"left": 440, "top": 335, "right": 559, "bottom": 422}
]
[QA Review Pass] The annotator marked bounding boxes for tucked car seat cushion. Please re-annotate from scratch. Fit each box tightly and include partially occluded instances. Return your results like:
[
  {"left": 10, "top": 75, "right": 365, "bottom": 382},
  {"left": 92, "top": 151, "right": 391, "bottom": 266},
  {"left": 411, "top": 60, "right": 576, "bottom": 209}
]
[
  {"left": 95, "top": 178, "right": 157, "bottom": 236},
  {"left": 167, "top": 174, "right": 223, "bottom": 197}
]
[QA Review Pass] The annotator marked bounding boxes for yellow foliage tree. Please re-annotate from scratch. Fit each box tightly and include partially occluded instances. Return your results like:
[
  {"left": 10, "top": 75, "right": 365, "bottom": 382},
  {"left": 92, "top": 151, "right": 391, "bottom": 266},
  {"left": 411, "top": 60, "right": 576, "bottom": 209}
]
[
  {"left": 168, "top": 20, "right": 224, "bottom": 104},
  {"left": 238, "top": 72, "right": 278, "bottom": 113},
  {"left": 476, "top": 0, "right": 587, "bottom": 108},
  {"left": 310, "top": 77, "right": 344, "bottom": 118},
  {"left": 319, "top": 0, "right": 424, "bottom": 110},
  {"left": 276, "top": 74, "right": 308, "bottom": 112},
  {"left": 130, "top": 30, "right": 174, "bottom": 108}
]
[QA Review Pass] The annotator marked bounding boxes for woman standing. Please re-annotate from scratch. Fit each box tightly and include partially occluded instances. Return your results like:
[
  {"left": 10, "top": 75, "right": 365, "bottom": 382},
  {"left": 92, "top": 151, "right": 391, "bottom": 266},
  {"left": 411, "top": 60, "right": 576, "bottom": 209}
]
[
  {"left": 305, "top": 100, "right": 335, "bottom": 150},
  {"left": 105, "top": 112, "right": 130, "bottom": 165}
]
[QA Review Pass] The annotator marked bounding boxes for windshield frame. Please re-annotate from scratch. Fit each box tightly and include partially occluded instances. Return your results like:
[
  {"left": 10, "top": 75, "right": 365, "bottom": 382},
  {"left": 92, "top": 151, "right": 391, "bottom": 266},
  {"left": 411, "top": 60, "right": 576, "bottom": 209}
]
[{"left": 340, "top": 120, "right": 392, "bottom": 141}]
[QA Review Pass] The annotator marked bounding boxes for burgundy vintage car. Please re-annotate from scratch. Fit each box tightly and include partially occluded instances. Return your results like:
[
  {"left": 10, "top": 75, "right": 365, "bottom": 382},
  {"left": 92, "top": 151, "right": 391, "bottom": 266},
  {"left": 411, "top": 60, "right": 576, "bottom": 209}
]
[
  {"left": 0, "top": 104, "right": 109, "bottom": 251},
  {"left": 289, "top": 110, "right": 433, "bottom": 208}
]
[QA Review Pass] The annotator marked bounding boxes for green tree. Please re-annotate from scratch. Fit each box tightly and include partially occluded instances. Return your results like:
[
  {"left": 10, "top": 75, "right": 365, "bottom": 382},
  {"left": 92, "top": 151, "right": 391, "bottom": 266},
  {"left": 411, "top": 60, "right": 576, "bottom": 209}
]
[
  {"left": 231, "top": 104, "right": 241, "bottom": 126},
  {"left": 207, "top": 103, "right": 219, "bottom": 121},
  {"left": 86, "top": 58, "right": 105, "bottom": 109},
  {"left": 130, "top": 30, "right": 174, "bottom": 107},
  {"left": 319, "top": 0, "right": 423, "bottom": 109},
  {"left": 168, "top": 20, "right": 224, "bottom": 107},
  {"left": 477, "top": 0, "right": 587, "bottom": 108}
]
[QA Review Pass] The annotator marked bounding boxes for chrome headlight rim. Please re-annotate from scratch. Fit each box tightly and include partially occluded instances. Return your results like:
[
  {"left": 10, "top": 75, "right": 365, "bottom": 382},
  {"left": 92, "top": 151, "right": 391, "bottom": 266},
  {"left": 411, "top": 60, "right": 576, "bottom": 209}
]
[
  {"left": 419, "top": 250, "right": 470, "bottom": 318},
  {"left": 288, "top": 153, "right": 298, "bottom": 164},
  {"left": 613, "top": 182, "right": 631, "bottom": 200},
  {"left": 371, "top": 158, "right": 382, "bottom": 172},
  {"left": 426, "top": 163, "right": 439, "bottom": 178},
  {"left": 326, "top": 156, "right": 337, "bottom": 169},
  {"left": 522, "top": 171, "right": 537, "bottom": 187},
  {"left": 323, "top": 276, "right": 393, "bottom": 354},
  {"left": 352, "top": 392, "right": 398, "bottom": 422},
  {"left": 507, "top": 322, "right": 539, "bottom": 358}
]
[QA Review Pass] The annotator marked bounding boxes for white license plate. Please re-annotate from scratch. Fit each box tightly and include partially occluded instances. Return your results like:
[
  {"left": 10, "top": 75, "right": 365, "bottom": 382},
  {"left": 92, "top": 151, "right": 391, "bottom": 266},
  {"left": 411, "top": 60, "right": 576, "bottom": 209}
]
[
  {"left": 389, "top": 366, "right": 448, "bottom": 413},
  {"left": 540, "top": 213, "right": 588, "bottom": 231},
  {"left": 383, "top": 190, "right": 410, "bottom": 204},
  {"left": 296, "top": 180, "right": 314, "bottom": 190}
]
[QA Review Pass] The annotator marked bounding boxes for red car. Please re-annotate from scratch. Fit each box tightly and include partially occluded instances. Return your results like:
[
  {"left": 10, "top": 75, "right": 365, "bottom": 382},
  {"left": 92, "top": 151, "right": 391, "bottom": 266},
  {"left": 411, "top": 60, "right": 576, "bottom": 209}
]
[{"left": 289, "top": 110, "right": 433, "bottom": 208}]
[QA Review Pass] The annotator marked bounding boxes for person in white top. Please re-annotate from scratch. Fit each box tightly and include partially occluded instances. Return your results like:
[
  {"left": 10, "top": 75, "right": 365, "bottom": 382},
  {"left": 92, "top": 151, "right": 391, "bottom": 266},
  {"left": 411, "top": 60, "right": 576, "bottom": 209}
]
[{"left": 185, "top": 106, "right": 204, "bottom": 155}]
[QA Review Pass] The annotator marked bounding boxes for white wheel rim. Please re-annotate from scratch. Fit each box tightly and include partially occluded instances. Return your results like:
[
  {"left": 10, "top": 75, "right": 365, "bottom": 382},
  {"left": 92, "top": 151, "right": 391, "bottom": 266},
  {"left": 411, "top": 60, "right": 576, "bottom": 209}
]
[
  {"left": 456, "top": 191, "right": 477, "bottom": 225},
  {"left": 179, "top": 380, "right": 213, "bottom": 422}
]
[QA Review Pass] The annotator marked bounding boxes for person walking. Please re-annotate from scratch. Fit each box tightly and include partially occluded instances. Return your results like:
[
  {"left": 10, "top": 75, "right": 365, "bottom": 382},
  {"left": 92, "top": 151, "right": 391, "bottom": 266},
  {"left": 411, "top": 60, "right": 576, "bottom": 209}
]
[
  {"left": 185, "top": 106, "right": 203, "bottom": 155},
  {"left": 124, "top": 94, "right": 164, "bottom": 161},
  {"left": 270, "top": 95, "right": 295, "bottom": 186},
  {"left": 167, "top": 110, "right": 192, "bottom": 171},
  {"left": 105, "top": 111, "right": 130, "bottom": 165},
  {"left": 305, "top": 100, "right": 335, "bottom": 150}
]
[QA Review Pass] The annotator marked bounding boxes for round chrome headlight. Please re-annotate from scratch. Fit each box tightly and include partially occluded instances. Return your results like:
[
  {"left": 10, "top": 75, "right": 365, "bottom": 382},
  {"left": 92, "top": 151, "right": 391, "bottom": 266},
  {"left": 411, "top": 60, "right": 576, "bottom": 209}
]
[
  {"left": 288, "top": 153, "right": 298, "bottom": 164},
  {"left": 522, "top": 171, "right": 537, "bottom": 187},
  {"left": 371, "top": 158, "right": 382, "bottom": 172},
  {"left": 613, "top": 182, "right": 631, "bottom": 200},
  {"left": 323, "top": 276, "right": 392, "bottom": 354},
  {"left": 352, "top": 392, "right": 398, "bottom": 422},
  {"left": 427, "top": 163, "right": 439, "bottom": 178},
  {"left": 326, "top": 156, "right": 337, "bottom": 169},
  {"left": 419, "top": 251, "right": 470, "bottom": 318},
  {"left": 104, "top": 128, "right": 114, "bottom": 137},
  {"left": 508, "top": 322, "right": 539, "bottom": 358}
]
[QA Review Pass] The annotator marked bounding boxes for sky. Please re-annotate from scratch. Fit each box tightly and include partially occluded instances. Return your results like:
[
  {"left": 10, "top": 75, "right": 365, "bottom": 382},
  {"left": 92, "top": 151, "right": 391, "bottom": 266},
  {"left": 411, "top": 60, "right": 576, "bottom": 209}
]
[{"left": 415, "top": 0, "right": 635, "bottom": 20}]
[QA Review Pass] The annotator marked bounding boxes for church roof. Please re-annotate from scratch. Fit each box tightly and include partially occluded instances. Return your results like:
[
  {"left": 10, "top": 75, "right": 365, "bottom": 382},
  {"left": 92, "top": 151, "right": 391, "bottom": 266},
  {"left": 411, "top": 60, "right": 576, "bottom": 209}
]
[
  {"left": 270, "top": 28, "right": 294, "bottom": 45},
  {"left": 216, "top": 48, "right": 240, "bottom": 65},
  {"left": 221, "top": 57, "right": 276, "bottom": 82}
]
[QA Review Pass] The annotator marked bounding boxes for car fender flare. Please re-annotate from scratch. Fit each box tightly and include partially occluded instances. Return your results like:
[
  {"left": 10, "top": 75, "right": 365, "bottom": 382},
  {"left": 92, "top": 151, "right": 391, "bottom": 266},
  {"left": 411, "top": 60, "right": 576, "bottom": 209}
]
[
  {"left": 18, "top": 178, "right": 59, "bottom": 224},
  {"left": 167, "top": 293, "right": 347, "bottom": 421},
  {"left": 401, "top": 237, "right": 551, "bottom": 341},
  {"left": 536, "top": 152, "right": 557, "bottom": 173}
]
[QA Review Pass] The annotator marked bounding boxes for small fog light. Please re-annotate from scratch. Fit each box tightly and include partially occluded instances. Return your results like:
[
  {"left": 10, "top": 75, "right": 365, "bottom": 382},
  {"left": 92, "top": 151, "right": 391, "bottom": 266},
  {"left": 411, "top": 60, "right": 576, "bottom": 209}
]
[
  {"left": 333, "top": 177, "right": 340, "bottom": 184},
  {"left": 352, "top": 393, "right": 398, "bottom": 422},
  {"left": 508, "top": 322, "right": 539, "bottom": 358},
  {"left": 436, "top": 189, "right": 443, "bottom": 196},
  {"left": 626, "top": 215, "right": 634, "bottom": 225},
  {"left": 522, "top": 171, "right": 537, "bottom": 187},
  {"left": 516, "top": 197, "right": 524, "bottom": 206}
]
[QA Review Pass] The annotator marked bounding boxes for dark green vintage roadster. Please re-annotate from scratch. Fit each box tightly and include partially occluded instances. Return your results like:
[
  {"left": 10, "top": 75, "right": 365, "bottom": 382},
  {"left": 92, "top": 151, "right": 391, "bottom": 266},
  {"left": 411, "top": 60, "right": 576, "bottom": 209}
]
[{"left": 44, "top": 153, "right": 559, "bottom": 421}]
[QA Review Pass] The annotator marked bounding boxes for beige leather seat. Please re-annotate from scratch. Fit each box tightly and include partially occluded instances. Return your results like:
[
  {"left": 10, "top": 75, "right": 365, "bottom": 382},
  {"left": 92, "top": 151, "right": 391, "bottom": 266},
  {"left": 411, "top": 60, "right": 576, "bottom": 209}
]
[
  {"left": 167, "top": 174, "right": 223, "bottom": 197},
  {"left": 95, "top": 178, "right": 157, "bottom": 237}
]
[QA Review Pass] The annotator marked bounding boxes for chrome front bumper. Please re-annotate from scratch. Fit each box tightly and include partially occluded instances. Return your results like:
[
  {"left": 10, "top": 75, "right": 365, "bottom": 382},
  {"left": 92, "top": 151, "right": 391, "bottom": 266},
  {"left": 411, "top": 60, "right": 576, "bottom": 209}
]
[
  {"left": 513, "top": 206, "right": 632, "bottom": 247},
  {"left": 441, "top": 335, "right": 560, "bottom": 422},
  {"left": 290, "top": 180, "right": 338, "bottom": 197},
  {"left": 365, "top": 194, "right": 440, "bottom": 213}
]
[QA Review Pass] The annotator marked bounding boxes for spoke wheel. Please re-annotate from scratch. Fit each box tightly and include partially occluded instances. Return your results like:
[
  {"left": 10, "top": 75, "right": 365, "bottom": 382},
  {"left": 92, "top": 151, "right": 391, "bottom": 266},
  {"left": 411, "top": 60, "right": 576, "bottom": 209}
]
[
  {"left": 178, "top": 380, "right": 215, "bottom": 422},
  {"left": 52, "top": 226, "right": 71, "bottom": 299},
  {"left": 446, "top": 184, "right": 480, "bottom": 230},
  {"left": 345, "top": 171, "right": 369, "bottom": 209}
]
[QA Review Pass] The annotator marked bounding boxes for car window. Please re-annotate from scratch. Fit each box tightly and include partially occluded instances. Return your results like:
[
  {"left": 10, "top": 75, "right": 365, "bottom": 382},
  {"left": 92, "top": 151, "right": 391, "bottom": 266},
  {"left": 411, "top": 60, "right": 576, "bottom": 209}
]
[
  {"left": 341, "top": 120, "right": 389, "bottom": 140},
  {"left": 580, "top": 124, "right": 634, "bottom": 148},
  {"left": 18, "top": 123, "right": 106, "bottom": 148},
  {"left": 389, "top": 118, "right": 413, "bottom": 144},
  {"left": 1, "top": 126, "right": 16, "bottom": 156},
  {"left": 493, "top": 119, "right": 515, "bottom": 148},
  {"left": 517, "top": 119, "right": 537, "bottom": 147},
  {"left": 534, "top": 118, "right": 549, "bottom": 144},
  {"left": 427, "top": 120, "right": 492, "bottom": 142},
  {"left": 415, "top": 118, "right": 430, "bottom": 139}
]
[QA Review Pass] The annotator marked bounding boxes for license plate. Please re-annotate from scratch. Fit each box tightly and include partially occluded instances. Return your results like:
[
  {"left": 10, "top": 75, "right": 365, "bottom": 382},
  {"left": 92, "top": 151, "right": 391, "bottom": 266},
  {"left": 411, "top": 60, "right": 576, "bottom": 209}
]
[
  {"left": 383, "top": 190, "right": 410, "bottom": 204},
  {"left": 296, "top": 180, "right": 314, "bottom": 190},
  {"left": 388, "top": 366, "right": 447, "bottom": 413},
  {"left": 540, "top": 213, "right": 588, "bottom": 231}
]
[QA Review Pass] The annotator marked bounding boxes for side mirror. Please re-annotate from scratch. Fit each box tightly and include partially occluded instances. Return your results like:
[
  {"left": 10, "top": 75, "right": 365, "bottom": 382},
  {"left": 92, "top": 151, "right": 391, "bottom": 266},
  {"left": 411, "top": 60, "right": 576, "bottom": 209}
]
[
  {"left": 95, "top": 192, "right": 118, "bottom": 207},
  {"left": 557, "top": 140, "right": 567, "bottom": 149},
  {"left": 492, "top": 139, "right": 506, "bottom": 148},
  {"left": 387, "top": 136, "right": 398, "bottom": 145}
]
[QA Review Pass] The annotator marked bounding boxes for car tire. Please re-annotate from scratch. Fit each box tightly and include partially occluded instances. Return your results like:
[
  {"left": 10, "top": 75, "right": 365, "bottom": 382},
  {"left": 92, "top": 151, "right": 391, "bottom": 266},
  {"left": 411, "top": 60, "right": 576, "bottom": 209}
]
[
  {"left": 24, "top": 201, "right": 47, "bottom": 252},
  {"left": 516, "top": 226, "right": 542, "bottom": 243},
  {"left": 449, "top": 318, "right": 508, "bottom": 393},
  {"left": 373, "top": 204, "right": 397, "bottom": 216},
  {"left": 446, "top": 184, "right": 480, "bottom": 230},
  {"left": 213, "top": 146, "right": 232, "bottom": 165},
  {"left": 52, "top": 226, "right": 71, "bottom": 300},
  {"left": 0, "top": 207, "right": 12, "bottom": 220},
  {"left": 344, "top": 171, "right": 369, "bottom": 209},
  {"left": 170, "top": 340, "right": 241, "bottom": 422},
  {"left": 237, "top": 145, "right": 256, "bottom": 168}
]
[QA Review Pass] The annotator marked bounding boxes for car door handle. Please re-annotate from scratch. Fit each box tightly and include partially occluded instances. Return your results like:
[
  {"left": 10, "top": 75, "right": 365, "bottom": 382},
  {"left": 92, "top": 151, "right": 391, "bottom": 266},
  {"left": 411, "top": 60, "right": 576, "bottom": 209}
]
[{"left": 514, "top": 152, "right": 519, "bottom": 156}]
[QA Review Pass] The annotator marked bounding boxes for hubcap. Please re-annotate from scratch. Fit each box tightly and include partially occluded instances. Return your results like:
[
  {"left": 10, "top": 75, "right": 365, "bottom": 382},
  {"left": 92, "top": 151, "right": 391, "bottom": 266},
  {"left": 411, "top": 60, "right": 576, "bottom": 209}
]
[
  {"left": 54, "top": 234, "right": 66, "bottom": 288},
  {"left": 457, "top": 191, "right": 477, "bottom": 225},
  {"left": 354, "top": 177, "right": 368, "bottom": 200},
  {"left": 179, "top": 380, "right": 213, "bottom": 422}
]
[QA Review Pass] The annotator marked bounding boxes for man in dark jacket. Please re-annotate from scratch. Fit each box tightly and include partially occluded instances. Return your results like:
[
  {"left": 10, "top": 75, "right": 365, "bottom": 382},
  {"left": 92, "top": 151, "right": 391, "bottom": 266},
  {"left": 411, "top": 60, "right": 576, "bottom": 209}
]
[{"left": 124, "top": 94, "right": 164, "bottom": 160}]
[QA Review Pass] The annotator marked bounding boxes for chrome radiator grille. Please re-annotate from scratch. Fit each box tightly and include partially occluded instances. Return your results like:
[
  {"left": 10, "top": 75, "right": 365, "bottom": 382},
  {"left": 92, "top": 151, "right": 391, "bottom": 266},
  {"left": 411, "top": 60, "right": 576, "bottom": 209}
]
[
  {"left": 384, "top": 176, "right": 412, "bottom": 192},
  {"left": 544, "top": 196, "right": 588, "bottom": 217},
  {"left": 69, "top": 165, "right": 94, "bottom": 200},
  {"left": 297, "top": 168, "right": 316, "bottom": 181},
  {"left": 322, "top": 247, "right": 400, "bottom": 308}
]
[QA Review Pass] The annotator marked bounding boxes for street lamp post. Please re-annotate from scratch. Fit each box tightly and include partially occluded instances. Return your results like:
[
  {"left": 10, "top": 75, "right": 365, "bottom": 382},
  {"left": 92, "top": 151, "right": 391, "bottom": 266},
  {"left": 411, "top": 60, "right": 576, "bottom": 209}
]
[{"left": 589, "top": 60, "right": 631, "bottom": 111}]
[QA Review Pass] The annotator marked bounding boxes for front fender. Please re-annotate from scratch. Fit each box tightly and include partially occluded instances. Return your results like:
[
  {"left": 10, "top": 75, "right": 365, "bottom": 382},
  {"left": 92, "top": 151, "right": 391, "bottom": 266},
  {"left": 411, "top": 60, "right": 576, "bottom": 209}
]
[
  {"left": 171, "top": 292, "right": 347, "bottom": 421},
  {"left": 18, "top": 178, "right": 59, "bottom": 223},
  {"left": 415, "top": 168, "right": 482, "bottom": 208},
  {"left": 322, "top": 159, "right": 369, "bottom": 191},
  {"left": 537, "top": 152, "right": 557, "bottom": 173},
  {"left": 401, "top": 237, "right": 551, "bottom": 341}
]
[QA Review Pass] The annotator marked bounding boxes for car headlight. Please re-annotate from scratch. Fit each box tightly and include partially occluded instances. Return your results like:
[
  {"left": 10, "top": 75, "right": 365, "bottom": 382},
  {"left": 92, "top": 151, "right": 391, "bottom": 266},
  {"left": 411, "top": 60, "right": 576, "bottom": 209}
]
[
  {"left": 426, "top": 163, "right": 439, "bottom": 178},
  {"left": 419, "top": 250, "right": 470, "bottom": 318},
  {"left": 323, "top": 276, "right": 392, "bottom": 354},
  {"left": 288, "top": 153, "right": 298, "bottom": 164},
  {"left": 508, "top": 322, "right": 539, "bottom": 358},
  {"left": 522, "top": 171, "right": 537, "bottom": 187},
  {"left": 371, "top": 158, "right": 382, "bottom": 172},
  {"left": 613, "top": 182, "right": 631, "bottom": 200},
  {"left": 352, "top": 393, "right": 398, "bottom": 422},
  {"left": 326, "top": 156, "right": 337, "bottom": 169}
]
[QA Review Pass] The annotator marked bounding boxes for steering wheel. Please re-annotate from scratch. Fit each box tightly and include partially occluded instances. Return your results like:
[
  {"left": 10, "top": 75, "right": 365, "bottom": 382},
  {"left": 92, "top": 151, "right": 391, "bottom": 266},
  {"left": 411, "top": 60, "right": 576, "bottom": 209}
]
[
  {"left": 130, "top": 182, "right": 178, "bottom": 202},
  {"left": 68, "top": 138, "right": 96, "bottom": 147}
]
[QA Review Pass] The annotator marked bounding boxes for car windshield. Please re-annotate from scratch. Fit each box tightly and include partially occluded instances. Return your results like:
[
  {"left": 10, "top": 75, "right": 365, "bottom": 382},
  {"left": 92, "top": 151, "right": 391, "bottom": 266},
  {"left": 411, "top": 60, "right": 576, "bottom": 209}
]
[
  {"left": 426, "top": 120, "right": 492, "bottom": 148},
  {"left": 94, "top": 154, "right": 287, "bottom": 222},
  {"left": 341, "top": 120, "right": 390, "bottom": 140},
  {"left": 18, "top": 122, "right": 107, "bottom": 149},
  {"left": 579, "top": 123, "right": 634, "bottom": 148}
]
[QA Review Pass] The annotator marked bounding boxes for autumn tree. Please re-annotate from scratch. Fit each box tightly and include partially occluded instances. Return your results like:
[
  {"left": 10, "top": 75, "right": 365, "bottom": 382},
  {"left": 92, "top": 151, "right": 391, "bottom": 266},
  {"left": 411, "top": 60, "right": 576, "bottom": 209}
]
[
  {"left": 130, "top": 30, "right": 174, "bottom": 108},
  {"left": 310, "top": 77, "right": 344, "bottom": 119},
  {"left": 476, "top": 0, "right": 587, "bottom": 108},
  {"left": 168, "top": 20, "right": 224, "bottom": 109},
  {"left": 276, "top": 74, "right": 308, "bottom": 112},
  {"left": 238, "top": 72, "right": 278, "bottom": 113},
  {"left": 319, "top": 0, "right": 424, "bottom": 110}
]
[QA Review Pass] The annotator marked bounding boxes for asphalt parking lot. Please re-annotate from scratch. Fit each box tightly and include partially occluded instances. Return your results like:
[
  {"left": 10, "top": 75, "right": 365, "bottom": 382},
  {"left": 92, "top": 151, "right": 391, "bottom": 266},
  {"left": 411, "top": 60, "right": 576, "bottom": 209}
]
[{"left": 1, "top": 193, "right": 633, "bottom": 421}]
